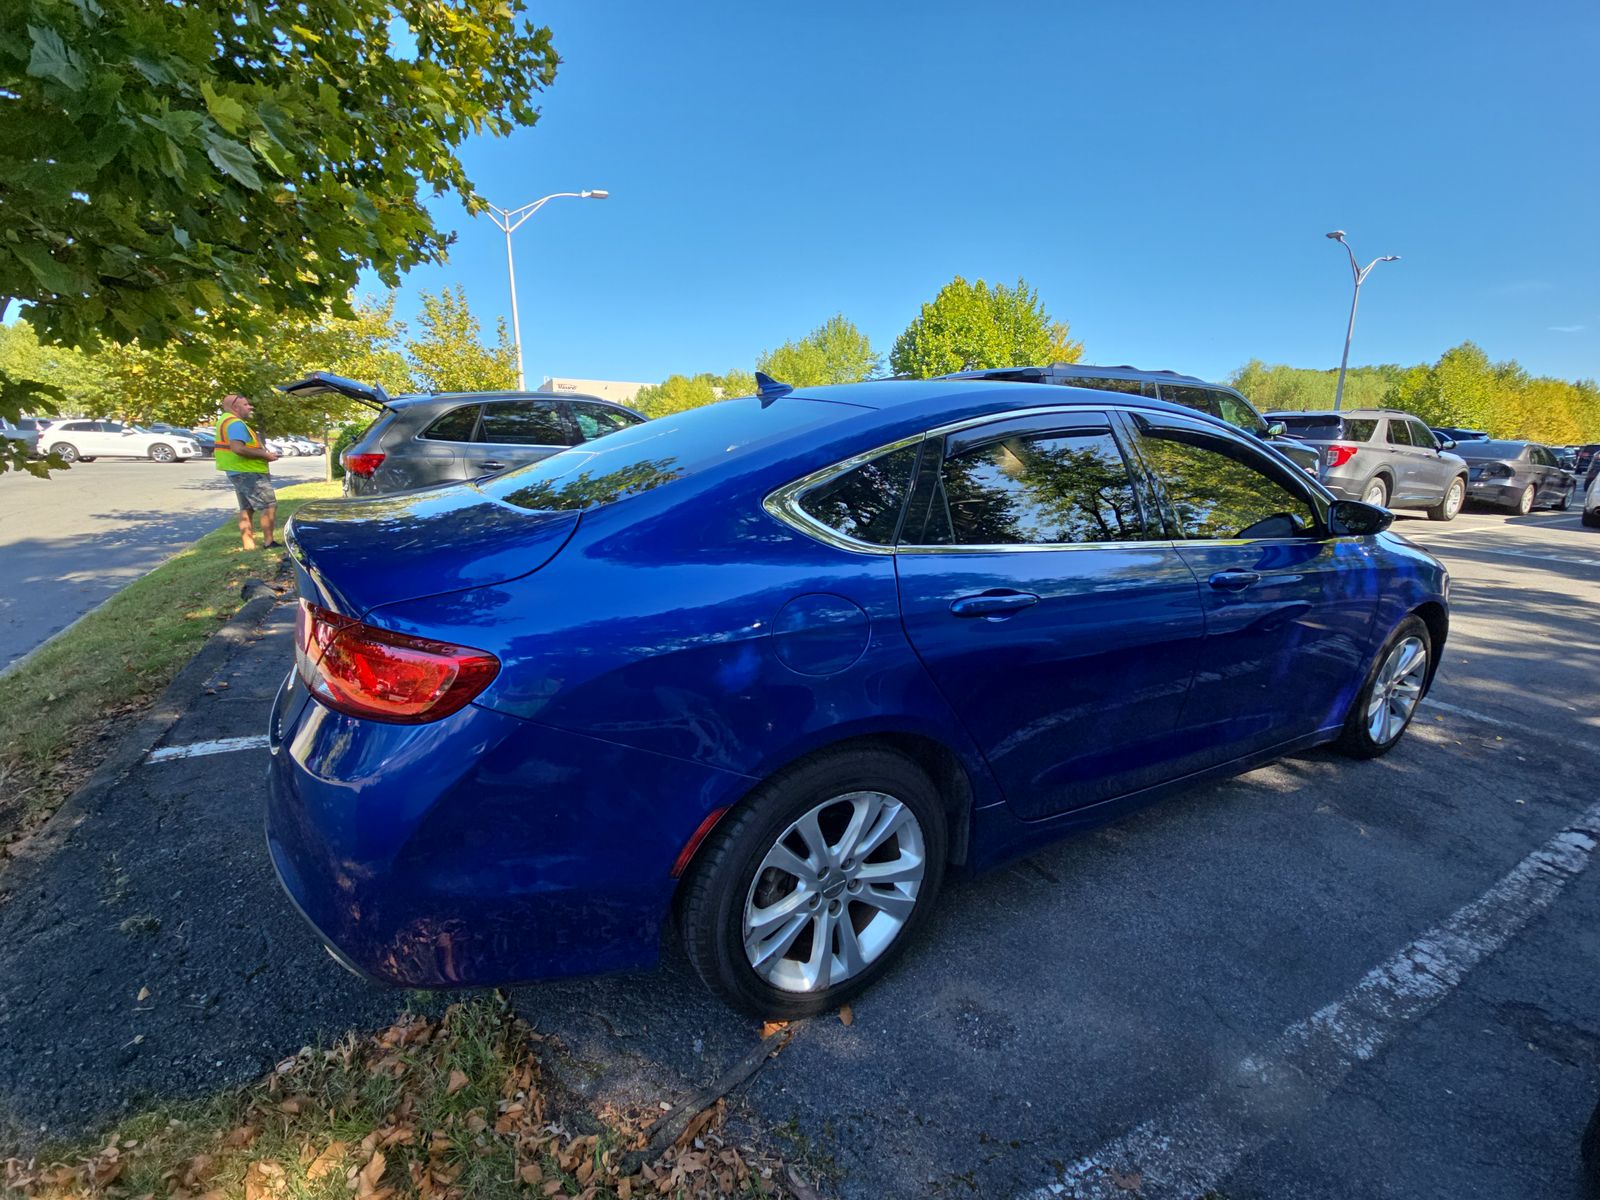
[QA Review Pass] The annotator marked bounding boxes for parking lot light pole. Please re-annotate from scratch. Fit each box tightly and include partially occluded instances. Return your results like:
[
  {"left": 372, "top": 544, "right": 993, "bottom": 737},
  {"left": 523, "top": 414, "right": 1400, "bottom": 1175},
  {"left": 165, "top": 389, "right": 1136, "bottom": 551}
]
[
  {"left": 1326, "top": 230, "right": 1400, "bottom": 412},
  {"left": 486, "top": 190, "right": 609, "bottom": 390}
]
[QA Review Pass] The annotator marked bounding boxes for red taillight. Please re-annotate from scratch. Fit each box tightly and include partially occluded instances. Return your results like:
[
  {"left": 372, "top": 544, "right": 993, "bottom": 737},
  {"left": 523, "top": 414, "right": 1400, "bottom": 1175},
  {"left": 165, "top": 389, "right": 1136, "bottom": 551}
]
[
  {"left": 343, "top": 451, "right": 386, "bottom": 477},
  {"left": 1325, "top": 444, "right": 1359, "bottom": 469},
  {"left": 295, "top": 600, "right": 498, "bottom": 724}
]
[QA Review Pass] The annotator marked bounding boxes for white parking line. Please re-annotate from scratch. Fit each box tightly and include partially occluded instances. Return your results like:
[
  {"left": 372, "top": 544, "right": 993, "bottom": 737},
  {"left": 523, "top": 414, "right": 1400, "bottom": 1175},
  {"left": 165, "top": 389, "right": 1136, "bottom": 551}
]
[
  {"left": 1416, "top": 542, "right": 1600, "bottom": 568},
  {"left": 1418, "top": 698, "right": 1578, "bottom": 741},
  {"left": 1027, "top": 801, "right": 1600, "bottom": 1200},
  {"left": 146, "top": 735, "right": 269, "bottom": 763}
]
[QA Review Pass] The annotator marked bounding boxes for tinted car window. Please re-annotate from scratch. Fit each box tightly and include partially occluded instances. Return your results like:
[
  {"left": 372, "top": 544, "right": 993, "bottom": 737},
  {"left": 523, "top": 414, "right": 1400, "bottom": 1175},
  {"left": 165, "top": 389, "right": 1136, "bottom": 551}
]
[
  {"left": 1135, "top": 421, "right": 1317, "bottom": 540},
  {"left": 917, "top": 427, "right": 1152, "bottom": 546},
  {"left": 1063, "top": 376, "right": 1151, "bottom": 396},
  {"left": 1407, "top": 420, "right": 1437, "bottom": 448},
  {"left": 478, "top": 401, "right": 574, "bottom": 446},
  {"left": 1274, "top": 414, "right": 1344, "bottom": 437},
  {"left": 1455, "top": 440, "right": 1527, "bottom": 460},
  {"left": 796, "top": 444, "right": 920, "bottom": 546},
  {"left": 1385, "top": 419, "right": 1414, "bottom": 446},
  {"left": 58, "top": 421, "right": 93, "bottom": 431},
  {"left": 1159, "top": 385, "right": 1221, "bottom": 421},
  {"left": 1344, "top": 418, "right": 1378, "bottom": 442},
  {"left": 1211, "top": 391, "right": 1261, "bottom": 432},
  {"left": 571, "top": 404, "right": 642, "bottom": 441},
  {"left": 422, "top": 405, "right": 481, "bottom": 442}
]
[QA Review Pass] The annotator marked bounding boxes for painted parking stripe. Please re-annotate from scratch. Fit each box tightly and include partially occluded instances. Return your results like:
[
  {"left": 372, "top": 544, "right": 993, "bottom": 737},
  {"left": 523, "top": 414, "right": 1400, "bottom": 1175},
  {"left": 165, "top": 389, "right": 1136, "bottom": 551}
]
[
  {"left": 146, "top": 734, "right": 270, "bottom": 763},
  {"left": 1419, "top": 697, "right": 1595, "bottom": 742},
  {"left": 1415, "top": 541, "right": 1600, "bottom": 568},
  {"left": 1027, "top": 801, "right": 1600, "bottom": 1200}
]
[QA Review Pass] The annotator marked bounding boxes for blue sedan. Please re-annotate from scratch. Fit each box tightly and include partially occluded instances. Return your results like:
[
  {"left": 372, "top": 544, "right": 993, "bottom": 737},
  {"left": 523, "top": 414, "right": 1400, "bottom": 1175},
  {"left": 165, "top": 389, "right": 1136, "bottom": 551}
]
[{"left": 268, "top": 378, "right": 1448, "bottom": 1016}]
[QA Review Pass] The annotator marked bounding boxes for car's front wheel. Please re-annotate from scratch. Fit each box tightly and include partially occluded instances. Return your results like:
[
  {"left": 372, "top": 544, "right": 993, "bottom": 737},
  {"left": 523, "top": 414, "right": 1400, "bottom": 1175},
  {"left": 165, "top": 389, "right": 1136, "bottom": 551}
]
[
  {"left": 149, "top": 443, "right": 176, "bottom": 463},
  {"left": 1427, "top": 477, "right": 1466, "bottom": 522},
  {"left": 678, "top": 747, "right": 947, "bottom": 1018},
  {"left": 1336, "top": 615, "right": 1432, "bottom": 759}
]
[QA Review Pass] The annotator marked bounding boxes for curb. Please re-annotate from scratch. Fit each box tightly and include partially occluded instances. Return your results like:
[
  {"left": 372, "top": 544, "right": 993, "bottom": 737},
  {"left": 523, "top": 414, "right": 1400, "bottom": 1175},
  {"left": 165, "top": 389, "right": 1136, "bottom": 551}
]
[{"left": 0, "top": 580, "right": 287, "bottom": 892}]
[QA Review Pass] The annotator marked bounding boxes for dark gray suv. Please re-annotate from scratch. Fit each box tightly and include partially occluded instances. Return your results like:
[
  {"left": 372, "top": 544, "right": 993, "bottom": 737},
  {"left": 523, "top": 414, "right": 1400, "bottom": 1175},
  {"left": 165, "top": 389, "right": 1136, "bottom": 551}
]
[
  {"left": 1268, "top": 409, "right": 1469, "bottom": 521},
  {"left": 281, "top": 374, "right": 646, "bottom": 497}
]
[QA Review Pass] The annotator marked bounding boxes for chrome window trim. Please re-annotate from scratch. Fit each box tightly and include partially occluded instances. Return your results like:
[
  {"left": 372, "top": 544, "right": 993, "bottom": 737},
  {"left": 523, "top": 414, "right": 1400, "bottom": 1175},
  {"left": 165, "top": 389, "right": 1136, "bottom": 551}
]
[{"left": 764, "top": 403, "right": 1337, "bottom": 556}]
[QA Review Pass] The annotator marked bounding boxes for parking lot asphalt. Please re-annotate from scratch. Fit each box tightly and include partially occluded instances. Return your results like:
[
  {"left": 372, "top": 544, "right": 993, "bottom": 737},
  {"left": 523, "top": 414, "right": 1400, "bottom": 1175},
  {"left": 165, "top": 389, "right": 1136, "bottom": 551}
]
[
  {"left": 0, "top": 504, "right": 1595, "bottom": 1199},
  {"left": 0, "top": 454, "right": 325, "bottom": 671}
]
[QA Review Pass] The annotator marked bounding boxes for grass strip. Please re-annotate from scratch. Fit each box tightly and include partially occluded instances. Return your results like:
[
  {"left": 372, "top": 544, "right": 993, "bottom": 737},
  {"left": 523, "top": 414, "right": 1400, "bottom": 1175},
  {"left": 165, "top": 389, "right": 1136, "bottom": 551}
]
[
  {"left": 0, "top": 480, "right": 341, "bottom": 847},
  {"left": 1, "top": 996, "right": 797, "bottom": 1200}
]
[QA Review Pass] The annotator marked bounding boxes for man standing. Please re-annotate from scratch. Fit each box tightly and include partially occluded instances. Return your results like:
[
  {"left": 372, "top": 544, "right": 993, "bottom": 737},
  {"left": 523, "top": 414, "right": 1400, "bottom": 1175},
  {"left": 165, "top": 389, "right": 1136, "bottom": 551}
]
[{"left": 216, "top": 393, "right": 280, "bottom": 550}]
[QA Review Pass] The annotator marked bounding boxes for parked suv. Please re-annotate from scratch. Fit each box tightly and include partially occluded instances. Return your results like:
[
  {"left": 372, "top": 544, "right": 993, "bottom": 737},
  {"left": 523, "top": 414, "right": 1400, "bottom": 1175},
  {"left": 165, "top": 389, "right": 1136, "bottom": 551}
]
[
  {"left": 937, "top": 364, "right": 1321, "bottom": 473},
  {"left": 279, "top": 373, "right": 647, "bottom": 496},
  {"left": 41, "top": 420, "right": 202, "bottom": 464},
  {"left": 1267, "top": 409, "right": 1469, "bottom": 520}
]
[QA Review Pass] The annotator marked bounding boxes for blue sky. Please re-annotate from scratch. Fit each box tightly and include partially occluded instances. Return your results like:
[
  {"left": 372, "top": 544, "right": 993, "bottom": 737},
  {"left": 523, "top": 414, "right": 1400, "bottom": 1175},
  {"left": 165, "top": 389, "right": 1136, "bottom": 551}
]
[{"left": 379, "top": 0, "right": 1599, "bottom": 388}]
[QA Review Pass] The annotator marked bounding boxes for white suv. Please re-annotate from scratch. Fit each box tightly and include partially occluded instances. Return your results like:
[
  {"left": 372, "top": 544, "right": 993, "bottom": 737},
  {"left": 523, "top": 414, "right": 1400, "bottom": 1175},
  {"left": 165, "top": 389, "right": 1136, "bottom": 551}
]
[
  {"left": 1583, "top": 470, "right": 1599, "bottom": 528},
  {"left": 42, "top": 420, "right": 202, "bottom": 464}
]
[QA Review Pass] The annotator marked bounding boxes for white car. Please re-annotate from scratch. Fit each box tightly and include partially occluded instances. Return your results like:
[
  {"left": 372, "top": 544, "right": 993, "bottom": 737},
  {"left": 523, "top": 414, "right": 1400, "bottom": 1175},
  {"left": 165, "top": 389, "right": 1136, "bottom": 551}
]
[
  {"left": 1583, "top": 471, "right": 1599, "bottom": 528},
  {"left": 41, "top": 420, "right": 202, "bottom": 464}
]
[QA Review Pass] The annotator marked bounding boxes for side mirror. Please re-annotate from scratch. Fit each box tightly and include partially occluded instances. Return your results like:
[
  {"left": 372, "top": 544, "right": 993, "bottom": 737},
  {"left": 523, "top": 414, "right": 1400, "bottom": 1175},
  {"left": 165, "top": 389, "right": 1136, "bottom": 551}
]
[
  {"left": 122, "top": 428, "right": 135, "bottom": 436},
  {"left": 1329, "top": 499, "right": 1393, "bottom": 537},
  {"left": 1438, "top": 437, "right": 1457, "bottom": 450},
  {"left": 1265, "top": 421, "right": 1288, "bottom": 437}
]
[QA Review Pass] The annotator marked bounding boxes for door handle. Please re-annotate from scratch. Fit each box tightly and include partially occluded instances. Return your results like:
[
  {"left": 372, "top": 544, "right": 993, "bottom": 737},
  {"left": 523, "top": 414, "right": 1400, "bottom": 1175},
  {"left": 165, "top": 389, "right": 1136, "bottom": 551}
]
[
  {"left": 478, "top": 460, "right": 509, "bottom": 472},
  {"left": 1208, "top": 569, "right": 1261, "bottom": 592},
  {"left": 950, "top": 590, "right": 1040, "bottom": 618}
]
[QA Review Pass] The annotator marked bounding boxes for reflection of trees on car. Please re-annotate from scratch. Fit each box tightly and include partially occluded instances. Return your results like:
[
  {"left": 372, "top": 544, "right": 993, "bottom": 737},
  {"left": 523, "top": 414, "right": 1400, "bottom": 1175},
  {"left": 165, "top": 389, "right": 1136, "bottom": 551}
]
[
  {"left": 1138, "top": 433, "right": 1313, "bottom": 540},
  {"left": 941, "top": 435, "right": 1147, "bottom": 545},
  {"left": 501, "top": 458, "right": 683, "bottom": 513}
]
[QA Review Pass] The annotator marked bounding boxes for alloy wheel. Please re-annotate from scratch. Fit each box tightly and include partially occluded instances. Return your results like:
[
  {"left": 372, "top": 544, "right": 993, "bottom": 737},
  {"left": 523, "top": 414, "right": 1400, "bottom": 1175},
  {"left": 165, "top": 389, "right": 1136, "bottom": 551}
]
[
  {"left": 1363, "top": 479, "right": 1388, "bottom": 506},
  {"left": 1444, "top": 479, "right": 1464, "bottom": 518},
  {"left": 1366, "top": 635, "right": 1427, "bottom": 745},
  {"left": 1517, "top": 485, "right": 1535, "bottom": 515},
  {"left": 151, "top": 444, "right": 175, "bottom": 463},
  {"left": 51, "top": 443, "right": 78, "bottom": 464},
  {"left": 742, "top": 790, "right": 926, "bottom": 994}
]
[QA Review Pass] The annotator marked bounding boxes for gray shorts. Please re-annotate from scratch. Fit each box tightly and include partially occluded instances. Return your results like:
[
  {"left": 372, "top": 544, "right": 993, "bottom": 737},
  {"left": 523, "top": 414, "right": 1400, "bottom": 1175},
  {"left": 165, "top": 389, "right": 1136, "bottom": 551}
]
[{"left": 227, "top": 472, "right": 276, "bottom": 512}]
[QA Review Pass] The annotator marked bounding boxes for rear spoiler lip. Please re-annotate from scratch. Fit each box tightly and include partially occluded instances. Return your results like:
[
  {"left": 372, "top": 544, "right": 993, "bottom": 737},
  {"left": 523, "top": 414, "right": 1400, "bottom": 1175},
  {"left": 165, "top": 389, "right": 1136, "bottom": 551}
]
[{"left": 277, "top": 372, "right": 392, "bottom": 411}]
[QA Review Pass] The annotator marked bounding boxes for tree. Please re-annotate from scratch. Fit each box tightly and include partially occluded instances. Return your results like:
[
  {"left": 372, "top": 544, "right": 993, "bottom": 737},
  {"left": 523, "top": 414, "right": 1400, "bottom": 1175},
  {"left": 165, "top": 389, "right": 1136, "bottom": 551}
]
[
  {"left": 632, "top": 370, "right": 757, "bottom": 418},
  {"left": 0, "top": 0, "right": 559, "bottom": 469},
  {"left": 889, "top": 276, "right": 1082, "bottom": 379},
  {"left": 1229, "top": 360, "right": 1402, "bottom": 413},
  {"left": 757, "top": 315, "right": 880, "bottom": 386},
  {"left": 0, "top": 322, "right": 111, "bottom": 414},
  {"left": 406, "top": 287, "right": 518, "bottom": 393}
]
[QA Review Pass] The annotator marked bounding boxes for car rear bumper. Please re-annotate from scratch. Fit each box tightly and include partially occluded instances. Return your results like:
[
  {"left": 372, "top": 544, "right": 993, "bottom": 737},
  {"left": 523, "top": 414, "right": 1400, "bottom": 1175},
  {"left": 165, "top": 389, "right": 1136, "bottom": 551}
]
[
  {"left": 265, "top": 671, "right": 753, "bottom": 988},
  {"left": 1467, "top": 480, "right": 1520, "bottom": 506}
]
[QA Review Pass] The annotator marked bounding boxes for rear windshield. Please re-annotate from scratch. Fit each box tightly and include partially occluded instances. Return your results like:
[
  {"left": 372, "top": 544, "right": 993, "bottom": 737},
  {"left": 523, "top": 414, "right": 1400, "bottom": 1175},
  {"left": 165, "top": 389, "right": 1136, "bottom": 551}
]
[
  {"left": 1455, "top": 440, "right": 1526, "bottom": 460},
  {"left": 1273, "top": 414, "right": 1343, "bottom": 437},
  {"left": 478, "top": 397, "right": 850, "bottom": 513}
]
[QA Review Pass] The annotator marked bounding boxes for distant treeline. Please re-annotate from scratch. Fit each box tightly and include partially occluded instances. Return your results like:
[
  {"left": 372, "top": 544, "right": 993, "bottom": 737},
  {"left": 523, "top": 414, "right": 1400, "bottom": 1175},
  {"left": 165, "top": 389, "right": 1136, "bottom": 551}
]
[{"left": 1232, "top": 342, "right": 1600, "bottom": 443}]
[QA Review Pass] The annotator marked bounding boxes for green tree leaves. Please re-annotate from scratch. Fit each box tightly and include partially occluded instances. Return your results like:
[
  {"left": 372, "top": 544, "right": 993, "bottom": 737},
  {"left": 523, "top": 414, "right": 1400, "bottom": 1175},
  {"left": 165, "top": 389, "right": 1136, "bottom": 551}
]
[
  {"left": 632, "top": 371, "right": 757, "bottom": 418},
  {"left": 406, "top": 286, "right": 518, "bottom": 394},
  {"left": 889, "top": 277, "right": 1083, "bottom": 379},
  {"left": 757, "top": 315, "right": 880, "bottom": 387}
]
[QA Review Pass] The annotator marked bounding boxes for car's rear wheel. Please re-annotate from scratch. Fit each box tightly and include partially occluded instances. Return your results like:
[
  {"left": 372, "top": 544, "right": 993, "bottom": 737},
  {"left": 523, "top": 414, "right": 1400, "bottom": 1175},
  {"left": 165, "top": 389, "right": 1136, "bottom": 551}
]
[
  {"left": 149, "top": 443, "right": 176, "bottom": 463},
  {"left": 1512, "top": 483, "right": 1536, "bottom": 515},
  {"left": 1583, "top": 508, "right": 1600, "bottom": 528},
  {"left": 49, "top": 442, "right": 79, "bottom": 464},
  {"left": 678, "top": 747, "right": 947, "bottom": 1018},
  {"left": 1427, "top": 477, "right": 1466, "bottom": 522},
  {"left": 1336, "top": 615, "right": 1432, "bottom": 760},
  {"left": 1362, "top": 477, "right": 1390, "bottom": 507}
]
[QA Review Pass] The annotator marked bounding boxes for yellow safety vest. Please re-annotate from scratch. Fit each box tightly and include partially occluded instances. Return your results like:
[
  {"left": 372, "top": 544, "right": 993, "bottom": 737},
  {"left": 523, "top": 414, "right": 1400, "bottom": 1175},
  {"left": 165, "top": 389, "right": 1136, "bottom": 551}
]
[{"left": 214, "top": 415, "right": 268, "bottom": 473}]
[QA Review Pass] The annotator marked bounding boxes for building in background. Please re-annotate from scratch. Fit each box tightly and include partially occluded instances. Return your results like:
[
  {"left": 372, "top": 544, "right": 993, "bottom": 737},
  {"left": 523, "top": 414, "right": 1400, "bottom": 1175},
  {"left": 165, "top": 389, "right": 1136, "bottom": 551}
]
[{"left": 539, "top": 377, "right": 650, "bottom": 406}]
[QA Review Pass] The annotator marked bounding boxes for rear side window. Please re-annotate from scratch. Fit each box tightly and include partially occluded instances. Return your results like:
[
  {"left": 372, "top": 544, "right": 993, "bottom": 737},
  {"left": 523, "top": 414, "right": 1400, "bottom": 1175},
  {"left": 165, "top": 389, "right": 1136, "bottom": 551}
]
[
  {"left": 914, "top": 427, "right": 1153, "bottom": 546},
  {"left": 796, "top": 444, "right": 920, "bottom": 546},
  {"left": 1385, "top": 420, "right": 1414, "bottom": 446},
  {"left": 571, "top": 403, "right": 642, "bottom": 441},
  {"left": 1062, "top": 376, "right": 1152, "bottom": 396},
  {"left": 1134, "top": 420, "right": 1317, "bottom": 540},
  {"left": 1159, "top": 385, "right": 1219, "bottom": 420},
  {"left": 479, "top": 401, "right": 574, "bottom": 446},
  {"left": 421, "top": 405, "right": 481, "bottom": 442},
  {"left": 1274, "top": 414, "right": 1344, "bottom": 438},
  {"left": 1343, "top": 418, "right": 1378, "bottom": 442}
]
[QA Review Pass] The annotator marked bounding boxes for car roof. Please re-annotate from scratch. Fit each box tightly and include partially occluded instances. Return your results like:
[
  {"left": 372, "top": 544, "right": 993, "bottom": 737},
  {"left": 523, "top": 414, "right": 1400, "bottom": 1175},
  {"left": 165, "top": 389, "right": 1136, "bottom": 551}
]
[
  {"left": 1265, "top": 408, "right": 1415, "bottom": 418},
  {"left": 937, "top": 362, "right": 1224, "bottom": 388},
  {"left": 387, "top": 389, "right": 625, "bottom": 411},
  {"left": 774, "top": 378, "right": 1225, "bottom": 427}
]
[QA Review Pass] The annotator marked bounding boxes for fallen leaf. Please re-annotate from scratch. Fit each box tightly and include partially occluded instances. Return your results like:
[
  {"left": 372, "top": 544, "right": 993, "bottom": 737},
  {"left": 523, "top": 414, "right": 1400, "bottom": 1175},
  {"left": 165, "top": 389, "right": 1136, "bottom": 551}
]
[
  {"left": 838, "top": 1003, "right": 854, "bottom": 1026},
  {"left": 136, "top": 986, "right": 150, "bottom": 1002},
  {"left": 357, "top": 1150, "right": 386, "bottom": 1197},
  {"left": 760, "top": 1021, "right": 788, "bottom": 1039},
  {"left": 222, "top": 1126, "right": 258, "bottom": 1150},
  {"left": 446, "top": 1068, "right": 470, "bottom": 1095},
  {"left": 307, "top": 1141, "right": 348, "bottom": 1180},
  {"left": 1110, "top": 1166, "right": 1142, "bottom": 1192},
  {"left": 278, "top": 1097, "right": 301, "bottom": 1114},
  {"left": 617, "top": 1178, "right": 633, "bottom": 1200},
  {"left": 519, "top": 1163, "right": 543, "bottom": 1185}
]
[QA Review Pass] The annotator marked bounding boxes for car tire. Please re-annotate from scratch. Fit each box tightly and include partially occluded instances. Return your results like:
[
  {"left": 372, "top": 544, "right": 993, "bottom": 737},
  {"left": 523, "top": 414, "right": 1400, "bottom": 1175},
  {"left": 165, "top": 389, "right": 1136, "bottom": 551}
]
[
  {"left": 1583, "top": 508, "right": 1600, "bottom": 529},
  {"left": 1583, "top": 1097, "right": 1600, "bottom": 1198},
  {"left": 1426, "top": 477, "right": 1466, "bottom": 522},
  {"left": 1554, "top": 483, "right": 1574, "bottom": 511},
  {"left": 1512, "top": 484, "right": 1536, "bottom": 515},
  {"left": 149, "top": 443, "right": 176, "bottom": 463},
  {"left": 1361, "top": 477, "right": 1390, "bottom": 507},
  {"left": 49, "top": 442, "right": 79, "bottom": 464},
  {"left": 678, "top": 746, "right": 948, "bottom": 1018},
  {"left": 1335, "top": 615, "right": 1432, "bottom": 760}
]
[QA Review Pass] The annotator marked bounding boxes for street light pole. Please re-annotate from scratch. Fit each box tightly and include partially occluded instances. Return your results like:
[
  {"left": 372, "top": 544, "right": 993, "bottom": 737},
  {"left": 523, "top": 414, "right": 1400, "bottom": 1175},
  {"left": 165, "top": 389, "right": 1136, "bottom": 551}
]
[
  {"left": 486, "top": 189, "right": 609, "bottom": 390},
  {"left": 1326, "top": 230, "right": 1400, "bottom": 411}
]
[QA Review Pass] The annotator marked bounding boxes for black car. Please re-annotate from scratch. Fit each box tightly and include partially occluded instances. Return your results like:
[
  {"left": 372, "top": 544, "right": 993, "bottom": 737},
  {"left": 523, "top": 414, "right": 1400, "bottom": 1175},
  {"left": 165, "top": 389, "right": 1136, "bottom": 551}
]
[
  {"left": 1431, "top": 425, "right": 1489, "bottom": 443},
  {"left": 937, "top": 363, "right": 1322, "bottom": 473},
  {"left": 1455, "top": 440, "right": 1577, "bottom": 514},
  {"left": 151, "top": 422, "right": 214, "bottom": 456}
]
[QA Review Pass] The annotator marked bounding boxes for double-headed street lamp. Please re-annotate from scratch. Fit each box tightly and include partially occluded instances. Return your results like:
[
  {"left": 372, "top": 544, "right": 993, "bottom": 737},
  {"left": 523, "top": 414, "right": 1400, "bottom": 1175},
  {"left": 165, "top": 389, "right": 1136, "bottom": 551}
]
[
  {"left": 486, "top": 189, "right": 609, "bottom": 390},
  {"left": 1326, "top": 230, "right": 1400, "bottom": 411}
]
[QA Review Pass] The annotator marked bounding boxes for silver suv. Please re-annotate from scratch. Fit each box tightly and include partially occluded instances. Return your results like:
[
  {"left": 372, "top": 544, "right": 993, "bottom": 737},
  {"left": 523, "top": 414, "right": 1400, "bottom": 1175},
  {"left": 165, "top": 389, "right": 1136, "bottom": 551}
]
[
  {"left": 1268, "top": 408, "right": 1470, "bottom": 521},
  {"left": 280, "top": 374, "right": 646, "bottom": 497}
]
